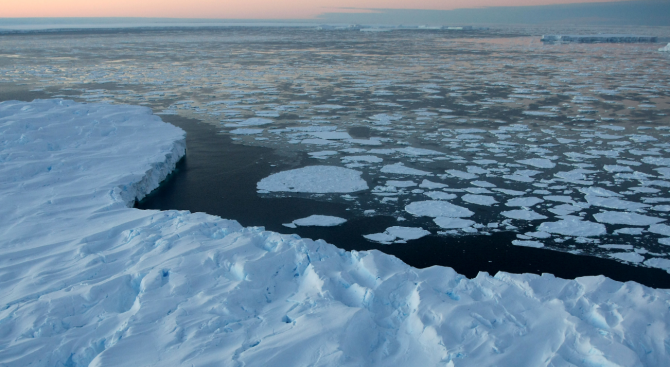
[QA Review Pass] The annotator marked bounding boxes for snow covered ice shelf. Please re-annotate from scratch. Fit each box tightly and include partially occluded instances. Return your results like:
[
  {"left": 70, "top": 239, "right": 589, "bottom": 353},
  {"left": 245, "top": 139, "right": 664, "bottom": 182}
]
[{"left": 2, "top": 100, "right": 670, "bottom": 367}]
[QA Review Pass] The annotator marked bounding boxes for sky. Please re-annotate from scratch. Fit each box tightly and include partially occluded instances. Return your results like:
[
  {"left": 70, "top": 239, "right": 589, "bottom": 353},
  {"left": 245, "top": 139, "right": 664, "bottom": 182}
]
[{"left": 3, "top": 0, "right": 627, "bottom": 19}]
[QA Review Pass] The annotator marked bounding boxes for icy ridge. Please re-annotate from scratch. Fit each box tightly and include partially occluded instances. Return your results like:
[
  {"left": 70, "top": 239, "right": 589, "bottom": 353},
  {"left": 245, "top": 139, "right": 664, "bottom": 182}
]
[
  {"left": 1, "top": 100, "right": 670, "bottom": 367},
  {"left": 113, "top": 137, "right": 185, "bottom": 207}
]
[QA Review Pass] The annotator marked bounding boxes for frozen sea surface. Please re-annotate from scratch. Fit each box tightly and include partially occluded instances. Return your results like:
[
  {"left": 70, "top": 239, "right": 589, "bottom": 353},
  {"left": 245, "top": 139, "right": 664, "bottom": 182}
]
[{"left": 4, "top": 100, "right": 670, "bottom": 366}]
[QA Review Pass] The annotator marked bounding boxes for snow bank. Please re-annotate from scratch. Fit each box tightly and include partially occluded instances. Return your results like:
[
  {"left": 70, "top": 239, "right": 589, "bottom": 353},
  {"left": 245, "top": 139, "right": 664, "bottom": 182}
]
[{"left": 2, "top": 100, "right": 670, "bottom": 367}]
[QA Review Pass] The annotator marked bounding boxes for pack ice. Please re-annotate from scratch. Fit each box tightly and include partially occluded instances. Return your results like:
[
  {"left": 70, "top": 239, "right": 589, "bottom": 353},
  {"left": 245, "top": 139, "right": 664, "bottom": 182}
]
[{"left": 2, "top": 100, "right": 670, "bottom": 367}]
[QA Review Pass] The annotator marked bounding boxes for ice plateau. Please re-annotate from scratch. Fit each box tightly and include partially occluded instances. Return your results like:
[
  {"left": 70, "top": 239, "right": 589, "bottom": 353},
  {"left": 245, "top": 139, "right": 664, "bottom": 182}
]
[{"left": 1, "top": 100, "right": 670, "bottom": 367}]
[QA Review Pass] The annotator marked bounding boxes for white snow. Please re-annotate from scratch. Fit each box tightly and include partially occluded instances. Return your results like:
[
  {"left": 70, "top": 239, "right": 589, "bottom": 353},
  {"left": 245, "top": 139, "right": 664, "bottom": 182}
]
[
  {"left": 257, "top": 166, "right": 368, "bottom": 193},
  {"left": 538, "top": 216, "right": 607, "bottom": 237},
  {"left": 593, "top": 211, "right": 665, "bottom": 226},
  {"left": 659, "top": 43, "right": 670, "bottom": 52},
  {"left": 405, "top": 200, "right": 475, "bottom": 217},
  {"left": 292, "top": 215, "right": 347, "bottom": 227},
  {"left": 3, "top": 100, "right": 670, "bottom": 367}
]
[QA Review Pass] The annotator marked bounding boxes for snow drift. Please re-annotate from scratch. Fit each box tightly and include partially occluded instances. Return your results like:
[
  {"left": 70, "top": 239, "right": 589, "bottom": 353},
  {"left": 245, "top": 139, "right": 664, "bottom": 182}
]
[{"left": 1, "top": 100, "right": 670, "bottom": 367}]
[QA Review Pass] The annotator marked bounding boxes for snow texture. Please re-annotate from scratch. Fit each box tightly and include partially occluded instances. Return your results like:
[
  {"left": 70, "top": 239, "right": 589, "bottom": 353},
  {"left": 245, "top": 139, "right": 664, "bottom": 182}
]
[
  {"left": 2, "top": 100, "right": 670, "bottom": 367},
  {"left": 257, "top": 165, "right": 368, "bottom": 193}
]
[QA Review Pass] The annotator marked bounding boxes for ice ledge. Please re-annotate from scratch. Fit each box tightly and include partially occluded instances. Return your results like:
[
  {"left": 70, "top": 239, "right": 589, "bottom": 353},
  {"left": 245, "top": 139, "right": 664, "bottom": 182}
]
[{"left": 1, "top": 100, "right": 670, "bottom": 367}]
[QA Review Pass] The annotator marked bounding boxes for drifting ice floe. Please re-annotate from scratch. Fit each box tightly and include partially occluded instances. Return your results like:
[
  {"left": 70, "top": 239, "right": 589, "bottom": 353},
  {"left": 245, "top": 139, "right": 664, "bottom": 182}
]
[
  {"left": 257, "top": 165, "right": 368, "bottom": 193},
  {"left": 593, "top": 211, "right": 665, "bottom": 226},
  {"left": 364, "top": 226, "right": 431, "bottom": 244},
  {"left": 405, "top": 200, "right": 475, "bottom": 217},
  {"left": 501, "top": 209, "right": 548, "bottom": 221},
  {"left": 512, "top": 240, "right": 544, "bottom": 248},
  {"left": 538, "top": 216, "right": 607, "bottom": 237},
  {"left": 289, "top": 215, "right": 347, "bottom": 227},
  {"left": 2, "top": 100, "right": 670, "bottom": 367}
]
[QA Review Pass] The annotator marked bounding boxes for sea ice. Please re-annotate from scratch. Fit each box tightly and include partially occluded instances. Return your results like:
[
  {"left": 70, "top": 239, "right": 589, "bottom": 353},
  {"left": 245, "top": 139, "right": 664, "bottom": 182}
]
[
  {"left": 381, "top": 163, "right": 431, "bottom": 176},
  {"left": 405, "top": 200, "right": 474, "bottom": 217},
  {"left": 342, "top": 155, "right": 383, "bottom": 163},
  {"left": 257, "top": 166, "right": 368, "bottom": 193},
  {"left": 424, "top": 191, "right": 457, "bottom": 200},
  {"left": 512, "top": 240, "right": 544, "bottom": 248},
  {"left": 419, "top": 179, "right": 448, "bottom": 189},
  {"left": 433, "top": 217, "right": 476, "bottom": 229},
  {"left": 364, "top": 226, "right": 430, "bottom": 244},
  {"left": 538, "top": 216, "right": 607, "bottom": 237},
  {"left": 517, "top": 158, "right": 556, "bottom": 169},
  {"left": 230, "top": 128, "right": 264, "bottom": 135},
  {"left": 462, "top": 194, "right": 498, "bottom": 206},
  {"left": 292, "top": 215, "right": 347, "bottom": 227},
  {"left": 610, "top": 252, "right": 645, "bottom": 263},
  {"left": 506, "top": 197, "right": 544, "bottom": 207},
  {"left": 501, "top": 209, "right": 547, "bottom": 221},
  {"left": 614, "top": 227, "right": 645, "bottom": 235},
  {"left": 659, "top": 43, "right": 670, "bottom": 52},
  {"left": 648, "top": 224, "right": 670, "bottom": 236},
  {"left": 4, "top": 100, "right": 670, "bottom": 367},
  {"left": 239, "top": 117, "right": 273, "bottom": 126},
  {"left": 593, "top": 211, "right": 665, "bottom": 226}
]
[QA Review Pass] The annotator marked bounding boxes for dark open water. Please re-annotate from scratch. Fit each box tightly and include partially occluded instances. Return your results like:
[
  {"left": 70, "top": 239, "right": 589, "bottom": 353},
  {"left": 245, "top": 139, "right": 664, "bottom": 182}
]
[{"left": 136, "top": 115, "right": 670, "bottom": 288}]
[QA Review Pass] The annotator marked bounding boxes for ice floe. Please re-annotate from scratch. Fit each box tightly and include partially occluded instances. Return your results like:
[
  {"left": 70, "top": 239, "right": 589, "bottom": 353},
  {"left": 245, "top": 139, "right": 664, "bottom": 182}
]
[
  {"left": 405, "top": 200, "right": 474, "bottom": 217},
  {"left": 257, "top": 166, "right": 368, "bottom": 193},
  {"left": 594, "top": 211, "right": 665, "bottom": 226},
  {"left": 290, "top": 215, "right": 347, "bottom": 227},
  {"left": 538, "top": 216, "right": 607, "bottom": 237},
  {"left": 363, "top": 226, "right": 430, "bottom": 244},
  {"left": 501, "top": 209, "right": 548, "bottom": 221},
  {"left": 512, "top": 240, "right": 544, "bottom": 248}
]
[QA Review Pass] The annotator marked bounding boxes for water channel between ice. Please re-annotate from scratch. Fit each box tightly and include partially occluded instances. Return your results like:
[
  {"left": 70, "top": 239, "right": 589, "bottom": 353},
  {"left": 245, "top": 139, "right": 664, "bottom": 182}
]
[{"left": 136, "top": 115, "right": 670, "bottom": 287}]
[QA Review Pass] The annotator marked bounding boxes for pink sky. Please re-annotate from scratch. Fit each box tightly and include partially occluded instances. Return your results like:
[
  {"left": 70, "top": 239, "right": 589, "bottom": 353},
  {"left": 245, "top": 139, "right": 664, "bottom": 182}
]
[{"left": 3, "top": 0, "right": 623, "bottom": 19}]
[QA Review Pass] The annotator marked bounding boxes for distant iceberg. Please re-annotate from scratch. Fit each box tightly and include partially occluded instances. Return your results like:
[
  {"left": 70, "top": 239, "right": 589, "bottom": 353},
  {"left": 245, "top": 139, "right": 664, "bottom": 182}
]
[{"left": 660, "top": 43, "right": 670, "bottom": 52}]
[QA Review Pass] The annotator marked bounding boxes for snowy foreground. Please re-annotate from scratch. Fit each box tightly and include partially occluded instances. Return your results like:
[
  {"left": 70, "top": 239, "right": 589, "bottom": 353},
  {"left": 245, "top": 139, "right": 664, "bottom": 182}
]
[{"left": 1, "top": 100, "right": 670, "bottom": 367}]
